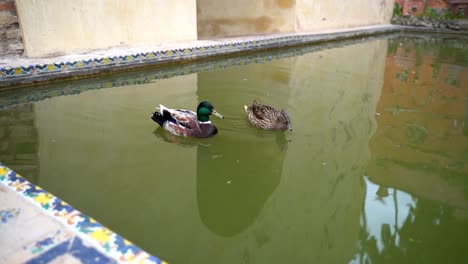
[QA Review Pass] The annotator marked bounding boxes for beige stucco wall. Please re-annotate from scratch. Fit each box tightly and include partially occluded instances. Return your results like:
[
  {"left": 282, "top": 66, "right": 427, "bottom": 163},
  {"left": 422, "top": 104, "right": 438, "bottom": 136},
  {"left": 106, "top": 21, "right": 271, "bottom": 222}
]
[
  {"left": 197, "top": 0, "right": 296, "bottom": 38},
  {"left": 15, "top": 0, "right": 197, "bottom": 57},
  {"left": 198, "top": 0, "right": 395, "bottom": 38},
  {"left": 15, "top": 0, "right": 394, "bottom": 57},
  {"left": 296, "top": 0, "right": 394, "bottom": 31}
]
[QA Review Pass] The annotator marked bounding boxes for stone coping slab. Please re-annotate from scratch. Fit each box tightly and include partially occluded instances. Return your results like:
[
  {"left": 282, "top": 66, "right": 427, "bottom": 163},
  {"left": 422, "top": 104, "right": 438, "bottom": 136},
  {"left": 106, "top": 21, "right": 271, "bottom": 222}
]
[
  {"left": 0, "top": 24, "right": 405, "bottom": 88},
  {"left": 0, "top": 32, "right": 398, "bottom": 110},
  {"left": 0, "top": 163, "right": 167, "bottom": 264},
  {"left": 1, "top": 25, "right": 465, "bottom": 88}
]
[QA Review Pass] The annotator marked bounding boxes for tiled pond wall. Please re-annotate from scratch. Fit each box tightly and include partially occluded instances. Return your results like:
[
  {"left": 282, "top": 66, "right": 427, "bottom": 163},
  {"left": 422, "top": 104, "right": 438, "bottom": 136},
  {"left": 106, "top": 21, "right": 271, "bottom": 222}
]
[{"left": 13, "top": 0, "right": 394, "bottom": 57}]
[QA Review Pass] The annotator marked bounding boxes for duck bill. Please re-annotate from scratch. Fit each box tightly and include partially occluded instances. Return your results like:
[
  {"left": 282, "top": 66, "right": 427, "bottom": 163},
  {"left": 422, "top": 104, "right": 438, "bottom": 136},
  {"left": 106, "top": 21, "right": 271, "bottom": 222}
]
[{"left": 212, "top": 109, "right": 224, "bottom": 119}]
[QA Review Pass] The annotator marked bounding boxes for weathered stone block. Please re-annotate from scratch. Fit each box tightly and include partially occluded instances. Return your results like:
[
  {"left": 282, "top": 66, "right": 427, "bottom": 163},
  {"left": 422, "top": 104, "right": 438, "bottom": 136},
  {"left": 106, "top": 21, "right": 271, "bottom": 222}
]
[
  {"left": 0, "top": 141, "right": 8, "bottom": 152},
  {"left": 0, "top": 1, "right": 15, "bottom": 12},
  {"left": 0, "top": 154, "right": 14, "bottom": 161},
  {"left": 10, "top": 126, "right": 36, "bottom": 138},
  {"left": 0, "top": 116, "right": 15, "bottom": 125},
  {"left": 6, "top": 28, "right": 20, "bottom": 39},
  {"left": 0, "top": 10, "right": 17, "bottom": 26},
  {"left": 0, "top": 127, "right": 6, "bottom": 139},
  {"left": 11, "top": 142, "right": 37, "bottom": 154},
  {"left": 18, "top": 112, "right": 34, "bottom": 120},
  {"left": 16, "top": 153, "right": 37, "bottom": 160},
  {"left": 7, "top": 41, "right": 22, "bottom": 51}
]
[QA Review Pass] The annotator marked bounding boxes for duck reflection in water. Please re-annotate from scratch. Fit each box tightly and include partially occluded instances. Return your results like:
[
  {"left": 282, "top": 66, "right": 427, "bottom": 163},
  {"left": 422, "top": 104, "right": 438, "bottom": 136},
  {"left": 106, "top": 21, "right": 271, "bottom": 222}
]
[
  {"left": 154, "top": 123, "right": 289, "bottom": 237},
  {"left": 153, "top": 127, "right": 212, "bottom": 148},
  {"left": 196, "top": 130, "right": 288, "bottom": 237}
]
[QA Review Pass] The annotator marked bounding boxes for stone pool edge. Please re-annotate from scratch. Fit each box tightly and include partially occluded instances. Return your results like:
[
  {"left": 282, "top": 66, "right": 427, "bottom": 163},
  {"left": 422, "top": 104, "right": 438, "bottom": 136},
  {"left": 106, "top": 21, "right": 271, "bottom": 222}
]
[
  {"left": 0, "top": 163, "right": 167, "bottom": 264},
  {"left": 3, "top": 24, "right": 463, "bottom": 88}
]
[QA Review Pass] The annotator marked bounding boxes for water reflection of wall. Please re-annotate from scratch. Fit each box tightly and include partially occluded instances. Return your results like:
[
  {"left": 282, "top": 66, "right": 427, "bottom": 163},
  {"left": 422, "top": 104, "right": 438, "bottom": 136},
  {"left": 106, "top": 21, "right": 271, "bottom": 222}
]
[
  {"left": 26, "top": 38, "right": 389, "bottom": 263},
  {"left": 366, "top": 37, "right": 468, "bottom": 211},
  {"left": 190, "top": 39, "right": 387, "bottom": 263},
  {"left": 0, "top": 104, "right": 39, "bottom": 182},
  {"left": 356, "top": 36, "right": 468, "bottom": 263},
  {"left": 33, "top": 75, "right": 202, "bottom": 254},
  {"left": 268, "top": 39, "right": 386, "bottom": 263}
]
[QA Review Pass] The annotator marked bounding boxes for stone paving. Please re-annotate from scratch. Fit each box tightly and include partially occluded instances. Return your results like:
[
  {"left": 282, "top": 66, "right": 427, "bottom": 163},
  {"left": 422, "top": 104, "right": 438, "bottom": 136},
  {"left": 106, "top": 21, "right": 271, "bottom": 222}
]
[
  {"left": 0, "top": 184, "right": 112, "bottom": 264},
  {"left": 0, "top": 164, "right": 166, "bottom": 264}
]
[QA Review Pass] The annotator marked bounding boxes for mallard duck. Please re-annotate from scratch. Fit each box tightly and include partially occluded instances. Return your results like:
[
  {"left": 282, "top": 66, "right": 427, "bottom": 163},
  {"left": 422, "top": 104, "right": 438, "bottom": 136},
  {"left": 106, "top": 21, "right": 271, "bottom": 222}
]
[
  {"left": 151, "top": 101, "right": 224, "bottom": 138},
  {"left": 244, "top": 100, "right": 292, "bottom": 131}
]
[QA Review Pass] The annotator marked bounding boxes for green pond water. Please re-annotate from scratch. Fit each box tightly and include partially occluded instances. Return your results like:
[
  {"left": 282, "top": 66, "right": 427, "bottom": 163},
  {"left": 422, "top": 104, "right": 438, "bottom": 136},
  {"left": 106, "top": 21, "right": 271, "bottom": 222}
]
[{"left": 1, "top": 33, "right": 467, "bottom": 263}]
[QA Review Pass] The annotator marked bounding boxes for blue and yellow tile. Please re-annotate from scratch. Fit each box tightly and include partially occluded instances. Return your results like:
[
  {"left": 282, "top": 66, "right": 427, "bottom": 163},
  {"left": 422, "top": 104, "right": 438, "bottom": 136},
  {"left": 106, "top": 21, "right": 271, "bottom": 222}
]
[
  {"left": 82, "top": 59, "right": 93, "bottom": 67},
  {"left": 2, "top": 67, "right": 15, "bottom": 76},
  {"left": 20, "top": 65, "right": 34, "bottom": 74},
  {"left": 131, "top": 53, "right": 140, "bottom": 60},
  {"left": 148, "top": 51, "right": 158, "bottom": 59},
  {"left": 0, "top": 208, "right": 20, "bottom": 224},
  {"left": 94, "top": 58, "right": 104, "bottom": 65},
  {"left": 140, "top": 52, "right": 149, "bottom": 59},
  {"left": 65, "top": 61, "right": 78, "bottom": 69},
  {"left": 53, "top": 62, "right": 64, "bottom": 70}
]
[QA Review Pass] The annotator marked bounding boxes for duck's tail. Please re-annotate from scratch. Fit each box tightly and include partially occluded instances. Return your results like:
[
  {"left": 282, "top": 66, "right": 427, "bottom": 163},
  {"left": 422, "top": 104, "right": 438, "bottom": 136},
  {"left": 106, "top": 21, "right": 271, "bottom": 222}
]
[
  {"left": 151, "top": 106, "right": 175, "bottom": 127},
  {"left": 244, "top": 100, "right": 259, "bottom": 112},
  {"left": 151, "top": 112, "right": 165, "bottom": 127}
]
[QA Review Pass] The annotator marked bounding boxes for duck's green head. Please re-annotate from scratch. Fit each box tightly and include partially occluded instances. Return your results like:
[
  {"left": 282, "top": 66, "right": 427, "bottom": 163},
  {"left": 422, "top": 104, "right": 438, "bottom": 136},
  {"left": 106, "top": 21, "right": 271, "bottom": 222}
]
[{"left": 197, "top": 101, "right": 224, "bottom": 122}]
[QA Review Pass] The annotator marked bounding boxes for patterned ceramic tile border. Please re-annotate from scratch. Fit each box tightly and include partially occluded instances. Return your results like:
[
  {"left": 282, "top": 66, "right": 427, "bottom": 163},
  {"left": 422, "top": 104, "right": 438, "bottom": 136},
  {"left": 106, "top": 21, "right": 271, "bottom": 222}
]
[
  {"left": 0, "top": 26, "right": 401, "bottom": 87},
  {"left": 0, "top": 33, "right": 395, "bottom": 110},
  {"left": 0, "top": 163, "right": 167, "bottom": 264},
  {"left": 0, "top": 208, "right": 20, "bottom": 224}
]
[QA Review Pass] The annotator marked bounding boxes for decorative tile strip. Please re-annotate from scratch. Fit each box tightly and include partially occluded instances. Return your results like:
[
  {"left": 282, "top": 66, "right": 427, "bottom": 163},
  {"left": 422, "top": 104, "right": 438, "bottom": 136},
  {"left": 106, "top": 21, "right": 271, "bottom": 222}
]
[
  {"left": 0, "top": 163, "right": 167, "bottom": 264},
  {"left": 0, "top": 26, "right": 400, "bottom": 87},
  {"left": 0, "top": 208, "right": 20, "bottom": 224},
  {"left": 0, "top": 33, "right": 393, "bottom": 111}
]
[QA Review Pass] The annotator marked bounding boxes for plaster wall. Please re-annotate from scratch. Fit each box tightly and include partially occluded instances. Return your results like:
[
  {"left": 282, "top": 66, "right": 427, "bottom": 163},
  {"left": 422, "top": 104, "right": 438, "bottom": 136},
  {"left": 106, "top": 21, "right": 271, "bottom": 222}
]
[
  {"left": 15, "top": 0, "right": 197, "bottom": 57},
  {"left": 197, "top": 0, "right": 296, "bottom": 38},
  {"left": 295, "top": 0, "right": 394, "bottom": 31},
  {"left": 198, "top": 0, "right": 395, "bottom": 38}
]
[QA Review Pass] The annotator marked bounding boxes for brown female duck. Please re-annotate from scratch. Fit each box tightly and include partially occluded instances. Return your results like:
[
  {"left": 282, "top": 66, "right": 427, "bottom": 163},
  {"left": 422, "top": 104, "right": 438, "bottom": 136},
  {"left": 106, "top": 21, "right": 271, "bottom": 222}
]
[{"left": 244, "top": 100, "right": 292, "bottom": 131}]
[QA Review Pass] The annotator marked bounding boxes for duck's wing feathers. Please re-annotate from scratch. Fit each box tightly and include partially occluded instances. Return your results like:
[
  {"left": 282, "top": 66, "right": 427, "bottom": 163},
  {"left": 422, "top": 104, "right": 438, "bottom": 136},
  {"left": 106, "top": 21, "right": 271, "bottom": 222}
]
[
  {"left": 251, "top": 103, "right": 279, "bottom": 121},
  {"left": 164, "top": 120, "right": 195, "bottom": 136},
  {"left": 157, "top": 105, "right": 197, "bottom": 127},
  {"left": 170, "top": 109, "right": 197, "bottom": 125},
  {"left": 165, "top": 118, "right": 216, "bottom": 137}
]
